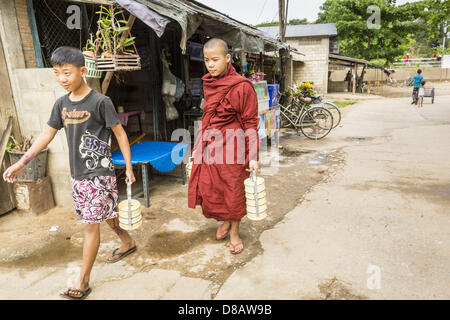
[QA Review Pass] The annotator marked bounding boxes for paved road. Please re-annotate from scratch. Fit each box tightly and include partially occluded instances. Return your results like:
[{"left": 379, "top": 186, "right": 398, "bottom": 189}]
[{"left": 216, "top": 95, "right": 450, "bottom": 299}]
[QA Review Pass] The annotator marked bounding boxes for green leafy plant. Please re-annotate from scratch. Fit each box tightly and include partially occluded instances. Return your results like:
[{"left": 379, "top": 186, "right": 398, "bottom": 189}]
[
  {"left": 82, "top": 33, "right": 100, "bottom": 59},
  {"left": 294, "top": 81, "right": 315, "bottom": 98},
  {"left": 6, "top": 136, "right": 32, "bottom": 153},
  {"left": 88, "top": 5, "right": 136, "bottom": 57}
]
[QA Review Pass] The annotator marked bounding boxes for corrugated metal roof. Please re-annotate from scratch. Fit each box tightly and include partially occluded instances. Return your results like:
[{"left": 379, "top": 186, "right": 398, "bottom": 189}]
[{"left": 258, "top": 23, "right": 337, "bottom": 39}]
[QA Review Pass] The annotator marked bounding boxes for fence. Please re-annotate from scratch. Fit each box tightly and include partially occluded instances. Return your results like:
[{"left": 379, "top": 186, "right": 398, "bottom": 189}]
[{"left": 392, "top": 58, "right": 442, "bottom": 68}]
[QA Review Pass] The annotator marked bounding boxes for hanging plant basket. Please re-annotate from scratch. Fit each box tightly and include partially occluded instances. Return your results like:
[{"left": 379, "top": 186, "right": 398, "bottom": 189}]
[
  {"left": 96, "top": 54, "right": 141, "bottom": 72},
  {"left": 113, "top": 54, "right": 141, "bottom": 71},
  {"left": 96, "top": 56, "right": 115, "bottom": 72},
  {"left": 85, "top": 58, "right": 103, "bottom": 78},
  {"left": 88, "top": 5, "right": 141, "bottom": 73}
]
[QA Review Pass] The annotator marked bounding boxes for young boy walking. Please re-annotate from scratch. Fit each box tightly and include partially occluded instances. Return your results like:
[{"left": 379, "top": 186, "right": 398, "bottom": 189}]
[
  {"left": 3, "top": 47, "right": 137, "bottom": 299},
  {"left": 410, "top": 69, "right": 424, "bottom": 105},
  {"left": 187, "top": 38, "right": 260, "bottom": 254}
]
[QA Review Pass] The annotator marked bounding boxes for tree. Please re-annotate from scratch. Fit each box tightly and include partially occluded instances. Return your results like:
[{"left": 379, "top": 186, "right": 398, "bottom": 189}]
[
  {"left": 254, "top": 18, "right": 308, "bottom": 28},
  {"left": 317, "top": 0, "right": 423, "bottom": 65},
  {"left": 413, "top": 0, "right": 450, "bottom": 54}
]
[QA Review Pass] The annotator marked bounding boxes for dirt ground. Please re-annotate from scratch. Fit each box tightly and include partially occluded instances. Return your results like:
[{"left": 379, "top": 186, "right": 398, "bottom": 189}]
[{"left": 0, "top": 125, "right": 347, "bottom": 299}]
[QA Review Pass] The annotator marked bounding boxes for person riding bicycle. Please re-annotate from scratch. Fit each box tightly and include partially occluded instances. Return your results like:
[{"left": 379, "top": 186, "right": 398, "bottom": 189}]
[{"left": 409, "top": 69, "right": 424, "bottom": 105}]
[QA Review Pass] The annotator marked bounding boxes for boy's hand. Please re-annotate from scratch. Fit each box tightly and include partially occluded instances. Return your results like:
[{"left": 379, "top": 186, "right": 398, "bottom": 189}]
[
  {"left": 125, "top": 167, "right": 136, "bottom": 185},
  {"left": 3, "top": 161, "right": 26, "bottom": 183}
]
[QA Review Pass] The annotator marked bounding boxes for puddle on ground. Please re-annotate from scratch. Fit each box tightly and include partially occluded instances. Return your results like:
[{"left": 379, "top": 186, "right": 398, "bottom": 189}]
[
  {"left": 309, "top": 154, "right": 328, "bottom": 165},
  {"left": 282, "top": 149, "right": 315, "bottom": 157},
  {"left": 145, "top": 228, "right": 217, "bottom": 258}
]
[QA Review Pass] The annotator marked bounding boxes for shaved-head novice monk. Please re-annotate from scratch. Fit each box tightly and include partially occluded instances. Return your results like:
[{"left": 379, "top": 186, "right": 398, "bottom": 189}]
[{"left": 188, "top": 38, "right": 260, "bottom": 254}]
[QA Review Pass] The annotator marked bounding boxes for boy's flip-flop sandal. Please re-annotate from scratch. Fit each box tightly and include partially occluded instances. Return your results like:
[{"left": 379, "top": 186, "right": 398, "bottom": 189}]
[
  {"left": 60, "top": 287, "right": 92, "bottom": 300},
  {"left": 106, "top": 246, "right": 137, "bottom": 263}
]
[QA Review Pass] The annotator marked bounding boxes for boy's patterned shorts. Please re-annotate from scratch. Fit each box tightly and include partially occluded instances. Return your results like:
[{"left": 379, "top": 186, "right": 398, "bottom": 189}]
[{"left": 71, "top": 176, "right": 119, "bottom": 224}]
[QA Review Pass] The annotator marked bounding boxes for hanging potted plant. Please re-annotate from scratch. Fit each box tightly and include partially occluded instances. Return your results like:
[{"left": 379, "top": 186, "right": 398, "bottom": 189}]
[
  {"left": 83, "top": 33, "right": 103, "bottom": 78},
  {"left": 94, "top": 5, "right": 141, "bottom": 72}
]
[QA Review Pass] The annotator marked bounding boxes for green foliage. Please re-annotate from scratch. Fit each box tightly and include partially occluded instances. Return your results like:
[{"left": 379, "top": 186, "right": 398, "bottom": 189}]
[
  {"left": 254, "top": 18, "right": 308, "bottom": 28},
  {"left": 407, "top": 0, "right": 450, "bottom": 56},
  {"left": 288, "top": 18, "right": 308, "bottom": 25},
  {"left": 317, "top": 0, "right": 424, "bottom": 63},
  {"left": 82, "top": 33, "right": 99, "bottom": 54},
  {"left": 332, "top": 100, "right": 356, "bottom": 108},
  {"left": 6, "top": 136, "right": 32, "bottom": 152},
  {"left": 87, "top": 5, "right": 136, "bottom": 56},
  {"left": 294, "top": 81, "right": 315, "bottom": 98}
]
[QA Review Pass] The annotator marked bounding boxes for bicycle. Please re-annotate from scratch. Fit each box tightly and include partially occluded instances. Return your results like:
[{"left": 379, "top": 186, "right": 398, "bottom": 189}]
[
  {"left": 309, "top": 95, "right": 341, "bottom": 129},
  {"left": 277, "top": 90, "right": 333, "bottom": 140},
  {"left": 286, "top": 86, "right": 341, "bottom": 129}
]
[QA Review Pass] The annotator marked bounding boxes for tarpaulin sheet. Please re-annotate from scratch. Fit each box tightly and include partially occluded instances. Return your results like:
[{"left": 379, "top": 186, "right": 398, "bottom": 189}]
[
  {"left": 134, "top": 0, "right": 286, "bottom": 53},
  {"left": 116, "top": 0, "right": 171, "bottom": 38},
  {"left": 135, "top": 0, "right": 202, "bottom": 53},
  {"left": 112, "top": 141, "right": 188, "bottom": 173}
]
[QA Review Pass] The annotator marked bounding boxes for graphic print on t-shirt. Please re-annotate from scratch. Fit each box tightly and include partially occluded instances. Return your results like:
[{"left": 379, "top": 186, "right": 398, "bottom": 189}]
[
  {"left": 61, "top": 107, "right": 91, "bottom": 126},
  {"left": 79, "top": 131, "right": 114, "bottom": 171}
]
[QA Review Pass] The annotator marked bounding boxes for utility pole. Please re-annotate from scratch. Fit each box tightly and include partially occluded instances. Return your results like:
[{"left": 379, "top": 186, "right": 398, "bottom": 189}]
[
  {"left": 278, "top": 0, "right": 285, "bottom": 42},
  {"left": 443, "top": 24, "right": 448, "bottom": 50}
]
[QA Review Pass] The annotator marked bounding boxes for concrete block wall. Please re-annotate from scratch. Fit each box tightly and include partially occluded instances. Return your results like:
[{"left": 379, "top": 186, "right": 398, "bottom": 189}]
[
  {"left": 288, "top": 37, "right": 330, "bottom": 93},
  {"left": 13, "top": 68, "right": 72, "bottom": 205},
  {"left": 14, "top": 0, "right": 37, "bottom": 68},
  {"left": 330, "top": 68, "right": 450, "bottom": 83}
]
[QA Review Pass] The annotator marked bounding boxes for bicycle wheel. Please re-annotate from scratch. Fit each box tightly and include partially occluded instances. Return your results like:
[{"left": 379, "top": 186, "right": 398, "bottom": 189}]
[
  {"left": 299, "top": 106, "right": 333, "bottom": 140},
  {"left": 322, "top": 102, "right": 341, "bottom": 128},
  {"left": 279, "top": 104, "right": 299, "bottom": 130}
]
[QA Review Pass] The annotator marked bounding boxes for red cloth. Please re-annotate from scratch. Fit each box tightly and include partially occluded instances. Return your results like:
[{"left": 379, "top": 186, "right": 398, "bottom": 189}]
[{"left": 188, "top": 63, "right": 259, "bottom": 221}]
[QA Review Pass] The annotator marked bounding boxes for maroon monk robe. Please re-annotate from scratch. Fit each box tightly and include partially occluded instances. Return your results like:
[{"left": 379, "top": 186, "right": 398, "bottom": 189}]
[{"left": 188, "top": 63, "right": 259, "bottom": 222}]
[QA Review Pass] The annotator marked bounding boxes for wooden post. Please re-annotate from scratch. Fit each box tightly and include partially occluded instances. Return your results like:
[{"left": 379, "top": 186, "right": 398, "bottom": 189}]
[
  {"left": 101, "top": 71, "right": 114, "bottom": 95},
  {"left": 259, "top": 52, "right": 263, "bottom": 73},
  {"left": 240, "top": 50, "right": 246, "bottom": 76},
  {"left": 0, "top": 116, "right": 12, "bottom": 167},
  {"left": 352, "top": 63, "right": 357, "bottom": 94}
]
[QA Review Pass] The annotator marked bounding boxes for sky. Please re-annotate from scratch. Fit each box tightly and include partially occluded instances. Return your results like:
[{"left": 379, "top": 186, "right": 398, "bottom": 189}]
[{"left": 195, "top": 0, "right": 422, "bottom": 26}]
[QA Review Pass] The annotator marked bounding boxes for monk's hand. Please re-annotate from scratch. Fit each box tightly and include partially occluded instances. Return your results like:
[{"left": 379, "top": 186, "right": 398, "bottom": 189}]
[
  {"left": 247, "top": 160, "right": 260, "bottom": 176},
  {"left": 125, "top": 167, "right": 136, "bottom": 185}
]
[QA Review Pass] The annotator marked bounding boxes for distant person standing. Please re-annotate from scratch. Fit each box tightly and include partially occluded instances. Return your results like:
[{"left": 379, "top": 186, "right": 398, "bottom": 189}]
[
  {"left": 404, "top": 53, "right": 410, "bottom": 65},
  {"left": 344, "top": 70, "right": 352, "bottom": 92},
  {"left": 409, "top": 69, "right": 424, "bottom": 105}
]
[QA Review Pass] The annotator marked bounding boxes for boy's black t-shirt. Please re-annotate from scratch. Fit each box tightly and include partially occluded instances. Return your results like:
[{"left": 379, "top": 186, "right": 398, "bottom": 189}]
[{"left": 47, "top": 89, "right": 121, "bottom": 180}]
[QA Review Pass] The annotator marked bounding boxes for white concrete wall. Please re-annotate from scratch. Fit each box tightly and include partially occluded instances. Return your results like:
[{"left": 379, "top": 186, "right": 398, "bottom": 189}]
[
  {"left": 13, "top": 68, "right": 72, "bottom": 205},
  {"left": 330, "top": 67, "right": 450, "bottom": 82},
  {"left": 288, "top": 36, "right": 330, "bottom": 93}
]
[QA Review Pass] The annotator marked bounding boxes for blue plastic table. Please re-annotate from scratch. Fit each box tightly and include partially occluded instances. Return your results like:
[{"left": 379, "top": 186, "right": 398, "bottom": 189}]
[{"left": 112, "top": 141, "right": 188, "bottom": 207}]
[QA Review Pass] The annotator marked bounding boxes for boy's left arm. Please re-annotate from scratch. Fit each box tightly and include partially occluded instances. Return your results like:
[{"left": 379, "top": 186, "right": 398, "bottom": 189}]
[{"left": 111, "top": 124, "right": 136, "bottom": 184}]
